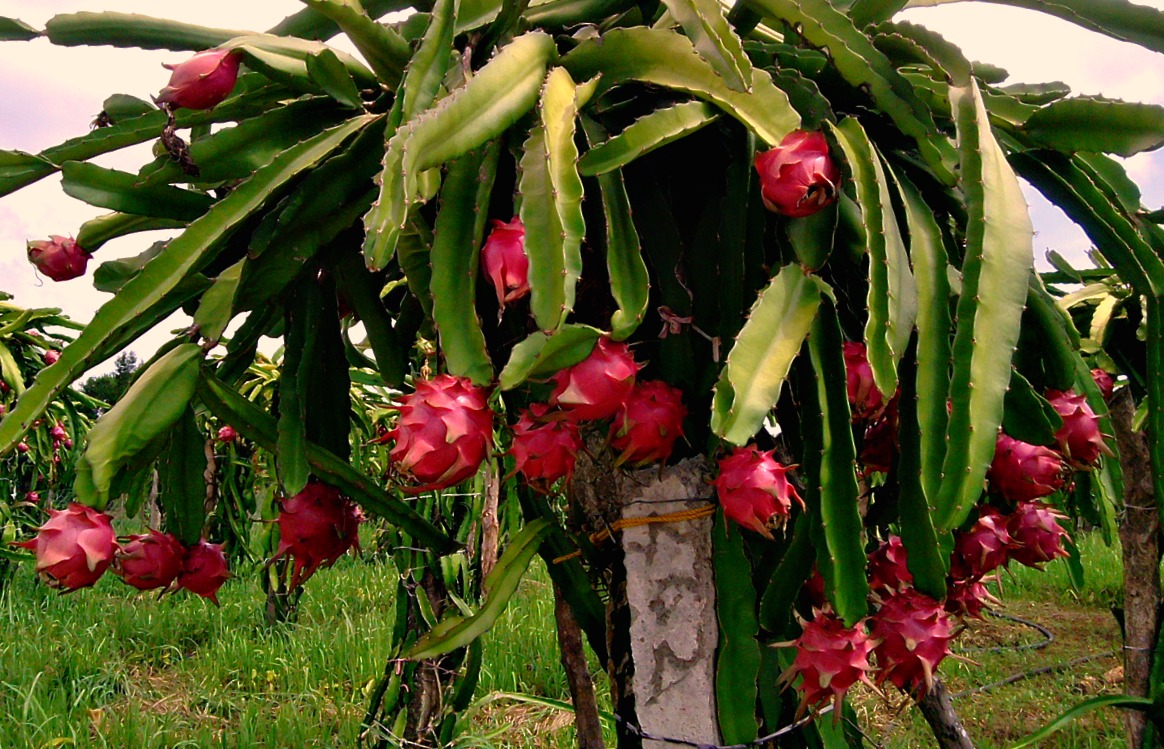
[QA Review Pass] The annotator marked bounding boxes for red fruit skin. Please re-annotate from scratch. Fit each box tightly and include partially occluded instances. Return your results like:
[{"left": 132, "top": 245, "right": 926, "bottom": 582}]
[
  {"left": 868, "top": 535, "right": 913, "bottom": 595},
  {"left": 27, "top": 236, "right": 90, "bottom": 282},
  {"left": 951, "top": 506, "right": 1014, "bottom": 578},
  {"left": 548, "top": 338, "right": 640, "bottom": 422},
  {"left": 802, "top": 568, "right": 828, "bottom": 611},
  {"left": 945, "top": 575, "right": 1000, "bottom": 620},
  {"left": 859, "top": 398, "right": 899, "bottom": 475},
  {"left": 273, "top": 482, "right": 362, "bottom": 588},
  {"left": 49, "top": 423, "right": 68, "bottom": 441},
  {"left": 387, "top": 375, "right": 494, "bottom": 492},
  {"left": 481, "top": 218, "right": 530, "bottom": 309},
  {"left": 510, "top": 404, "right": 582, "bottom": 486},
  {"left": 754, "top": 130, "right": 841, "bottom": 218},
  {"left": 156, "top": 48, "right": 241, "bottom": 110},
  {"left": 177, "top": 541, "right": 230, "bottom": 605},
  {"left": 779, "top": 611, "right": 875, "bottom": 713},
  {"left": 114, "top": 530, "right": 184, "bottom": 591},
  {"left": 987, "top": 433, "right": 1065, "bottom": 503},
  {"left": 24, "top": 491, "right": 40, "bottom": 504},
  {"left": 714, "top": 446, "right": 803, "bottom": 538},
  {"left": 870, "top": 589, "right": 953, "bottom": 695},
  {"left": 609, "top": 380, "right": 687, "bottom": 466},
  {"left": 844, "top": 342, "right": 884, "bottom": 421},
  {"left": 1090, "top": 369, "right": 1114, "bottom": 400},
  {"left": 15, "top": 441, "right": 30, "bottom": 454},
  {"left": 1006, "top": 501, "right": 1071, "bottom": 568},
  {"left": 1045, "top": 389, "right": 1110, "bottom": 468},
  {"left": 13, "top": 503, "right": 116, "bottom": 591},
  {"left": 217, "top": 425, "right": 238, "bottom": 443},
  {"left": 44, "top": 350, "right": 60, "bottom": 365}
]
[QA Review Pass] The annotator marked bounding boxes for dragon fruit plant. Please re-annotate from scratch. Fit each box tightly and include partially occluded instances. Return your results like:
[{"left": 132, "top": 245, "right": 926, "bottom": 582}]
[{"left": 0, "top": 0, "right": 1155, "bottom": 745}]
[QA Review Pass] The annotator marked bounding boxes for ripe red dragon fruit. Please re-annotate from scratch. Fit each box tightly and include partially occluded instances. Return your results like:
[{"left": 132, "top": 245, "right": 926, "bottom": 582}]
[
  {"left": 509, "top": 404, "right": 583, "bottom": 487},
  {"left": 945, "top": 576, "right": 1001, "bottom": 620},
  {"left": 114, "top": 529, "right": 184, "bottom": 591},
  {"left": 951, "top": 506, "right": 1014, "bottom": 578},
  {"left": 16, "top": 441, "right": 30, "bottom": 454},
  {"left": 754, "top": 130, "right": 841, "bottom": 218},
  {"left": 49, "top": 423, "right": 68, "bottom": 442},
  {"left": 1006, "top": 501, "right": 1071, "bottom": 569},
  {"left": 868, "top": 536, "right": 913, "bottom": 595},
  {"left": 548, "top": 338, "right": 640, "bottom": 421},
  {"left": 714, "top": 446, "right": 803, "bottom": 539},
  {"left": 176, "top": 541, "right": 230, "bottom": 605},
  {"left": 13, "top": 503, "right": 116, "bottom": 591},
  {"left": 385, "top": 374, "right": 493, "bottom": 492},
  {"left": 272, "top": 481, "right": 362, "bottom": 588},
  {"left": 156, "top": 48, "right": 241, "bottom": 110},
  {"left": 1045, "top": 389, "right": 1112, "bottom": 468},
  {"left": 987, "top": 433, "right": 1065, "bottom": 503},
  {"left": 27, "top": 236, "right": 90, "bottom": 282},
  {"left": 1090, "top": 369, "right": 1114, "bottom": 400},
  {"left": 481, "top": 218, "right": 530, "bottom": 310},
  {"left": 609, "top": 380, "right": 687, "bottom": 466},
  {"left": 217, "top": 425, "right": 238, "bottom": 443},
  {"left": 859, "top": 399, "right": 899, "bottom": 475},
  {"left": 778, "top": 611, "right": 875, "bottom": 714},
  {"left": 44, "top": 350, "right": 60, "bottom": 365},
  {"left": 870, "top": 588, "right": 953, "bottom": 695},
  {"left": 844, "top": 342, "right": 884, "bottom": 421},
  {"left": 802, "top": 568, "right": 828, "bottom": 611}
]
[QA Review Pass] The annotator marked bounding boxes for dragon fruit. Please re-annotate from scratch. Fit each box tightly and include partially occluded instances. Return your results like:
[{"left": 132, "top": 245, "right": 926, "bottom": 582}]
[
  {"left": 13, "top": 503, "right": 116, "bottom": 591},
  {"left": 176, "top": 541, "right": 230, "bottom": 605},
  {"left": 384, "top": 375, "right": 494, "bottom": 492},
  {"left": 778, "top": 611, "right": 875, "bottom": 714},
  {"left": 868, "top": 535, "right": 913, "bottom": 595},
  {"left": 987, "top": 433, "right": 1065, "bottom": 503},
  {"left": 480, "top": 218, "right": 530, "bottom": 310},
  {"left": 844, "top": 342, "right": 884, "bottom": 421},
  {"left": 44, "top": 350, "right": 60, "bottom": 365},
  {"left": 1090, "top": 369, "right": 1114, "bottom": 401},
  {"left": 609, "top": 380, "right": 687, "bottom": 466},
  {"left": 114, "top": 530, "right": 184, "bottom": 591},
  {"left": 217, "top": 425, "right": 238, "bottom": 443},
  {"left": 1006, "top": 501, "right": 1071, "bottom": 568},
  {"left": 156, "top": 48, "right": 241, "bottom": 110},
  {"left": 272, "top": 482, "right": 362, "bottom": 587},
  {"left": 1045, "top": 389, "right": 1112, "bottom": 468},
  {"left": 548, "top": 338, "right": 640, "bottom": 421},
  {"left": 802, "top": 568, "right": 828, "bottom": 611},
  {"left": 754, "top": 130, "right": 841, "bottom": 219},
  {"left": 714, "top": 446, "right": 803, "bottom": 538},
  {"left": 859, "top": 399, "right": 898, "bottom": 475},
  {"left": 945, "top": 576, "right": 1001, "bottom": 620},
  {"left": 870, "top": 588, "right": 953, "bottom": 695},
  {"left": 26, "top": 236, "right": 90, "bottom": 282},
  {"left": 951, "top": 506, "right": 1014, "bottom": 578},
  {"left": 509, "top": 404, "right": 583, "bottom": 487}
]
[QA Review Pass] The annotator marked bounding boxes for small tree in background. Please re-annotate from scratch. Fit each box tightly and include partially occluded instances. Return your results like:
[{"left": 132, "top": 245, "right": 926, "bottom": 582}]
[{"left": 2, "top": 1, "right": 1164, "bottom": 747}]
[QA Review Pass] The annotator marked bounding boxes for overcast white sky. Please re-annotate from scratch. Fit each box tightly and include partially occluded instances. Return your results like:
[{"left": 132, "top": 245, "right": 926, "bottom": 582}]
[{"left": 1, "top": 0, "right": 1162, "bottom": 375}]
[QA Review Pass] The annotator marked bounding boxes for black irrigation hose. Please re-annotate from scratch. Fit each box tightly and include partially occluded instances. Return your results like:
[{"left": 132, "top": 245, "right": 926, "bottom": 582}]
[
  {"left": 950, "top": 650, "right": 1119, "bottom": 700},
  {"left": 955, "top": 610, "right": 1055, "bottom": 654}
]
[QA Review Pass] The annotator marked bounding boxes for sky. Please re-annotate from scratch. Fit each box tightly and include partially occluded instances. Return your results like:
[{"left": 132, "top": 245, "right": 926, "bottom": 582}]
[{"left": 1, "top": 0, "right": 1162, "bottom": 376}]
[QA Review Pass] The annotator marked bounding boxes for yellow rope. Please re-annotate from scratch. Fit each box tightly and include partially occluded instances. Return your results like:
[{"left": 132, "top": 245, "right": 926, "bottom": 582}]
[{"left": 551, "top": 504, "right": 716, "bottom": 565}]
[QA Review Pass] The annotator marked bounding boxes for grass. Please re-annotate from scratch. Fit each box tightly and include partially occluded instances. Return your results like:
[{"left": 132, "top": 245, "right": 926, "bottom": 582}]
[{"left": 0, "top": 531, "right": 1139, "bottom": 748}]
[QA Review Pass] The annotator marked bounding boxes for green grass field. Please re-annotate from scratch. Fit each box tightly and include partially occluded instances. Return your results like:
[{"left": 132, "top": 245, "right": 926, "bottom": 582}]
[{"left": 0, "top": 532, "right": 1133, "bottom": 748}]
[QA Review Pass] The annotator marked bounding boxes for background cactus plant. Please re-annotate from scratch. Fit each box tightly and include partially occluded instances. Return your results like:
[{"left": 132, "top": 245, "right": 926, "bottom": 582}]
[{"left": 2, "top": 0, "right": 1164, "bottom": 746}]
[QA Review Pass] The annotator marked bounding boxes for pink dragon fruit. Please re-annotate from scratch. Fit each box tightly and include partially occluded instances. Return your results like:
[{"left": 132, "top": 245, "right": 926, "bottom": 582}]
[
  {"left": 156, "top": 48, "right": 242, "bottom": 110},
  {"left": 609, "top": 380, "right": 687, "bottom": 466},
  {"left": 13, "top": 503, "right": 117, "bottom": 591},
  {"left": 384, "top": 374, "right": 494, "bottom": 492},
  {"left": 844, "top": 342, "right": 884, "bottom": 421},
  {"left": 44, "top": 350, "right": 60, "bottom": 365},
  {"left": 987, "top": 433, "right": 1065, "bottom": 503},
  {"left": 714, "top": 446, "right": 803, "bottom": 538},
  {"left": 272, "top": 482, "right": 362, "bottom": 588},
  {"left": 778, "top": 611, "right": 876, "bottom": 714},
  {"left": 217, "top": 425, "right": 238, "bottom": 443},
  {"left": 859, "top": 398, "right": 899, "bottom": 475},
  {"left": 24, "top": 491, "right": 40, "bottom": 504},
  {"left": 754, "top": 130, "right": 841, "bottom": 218},
  {"left": 868, "top": 535, "right": 913, "bottom": 595},
  {"left": 480, "top": 218, "right": 530, "bottom": 310},
  {"left": 114, "top": 530, "right": 185, "bottom": 591},
  {"left": 49, "top": 423, "right": 68, "bottom": 442},
  {"left": 802, "top": 568, "right": 828, "bottom": 611},
  {"left": 548, "top": 338, "right": 640, "bottom": 421},
  {"left": 1006, "top": 501, "right": 1071, "bottom": 569},
  {"left": 15, "top": 441, "right": 30, "bottom": 454},
  {"left": 945, "top": 576, "right": 1001, "bottom": 620},
  {"left": 176, "top": 541, "right": 230, "bottom": 605},
  {"left": 509, "top": 404, "right": 583, "bottom": 487},
  {"left": 1090, "top": 369, "right": 1114, "bottom": 401},
  {"left": 27, "top": 236, "right": 90, "bottom": 282},
  {"left": 1045, "top": 389, "right": 1112, "bottom": 468},
  {"left": 870, "top": 588, "right": 953, "bottom": 695},
  {"left": 951, "top": 506, "right": 1014, "bottom": 578}
]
